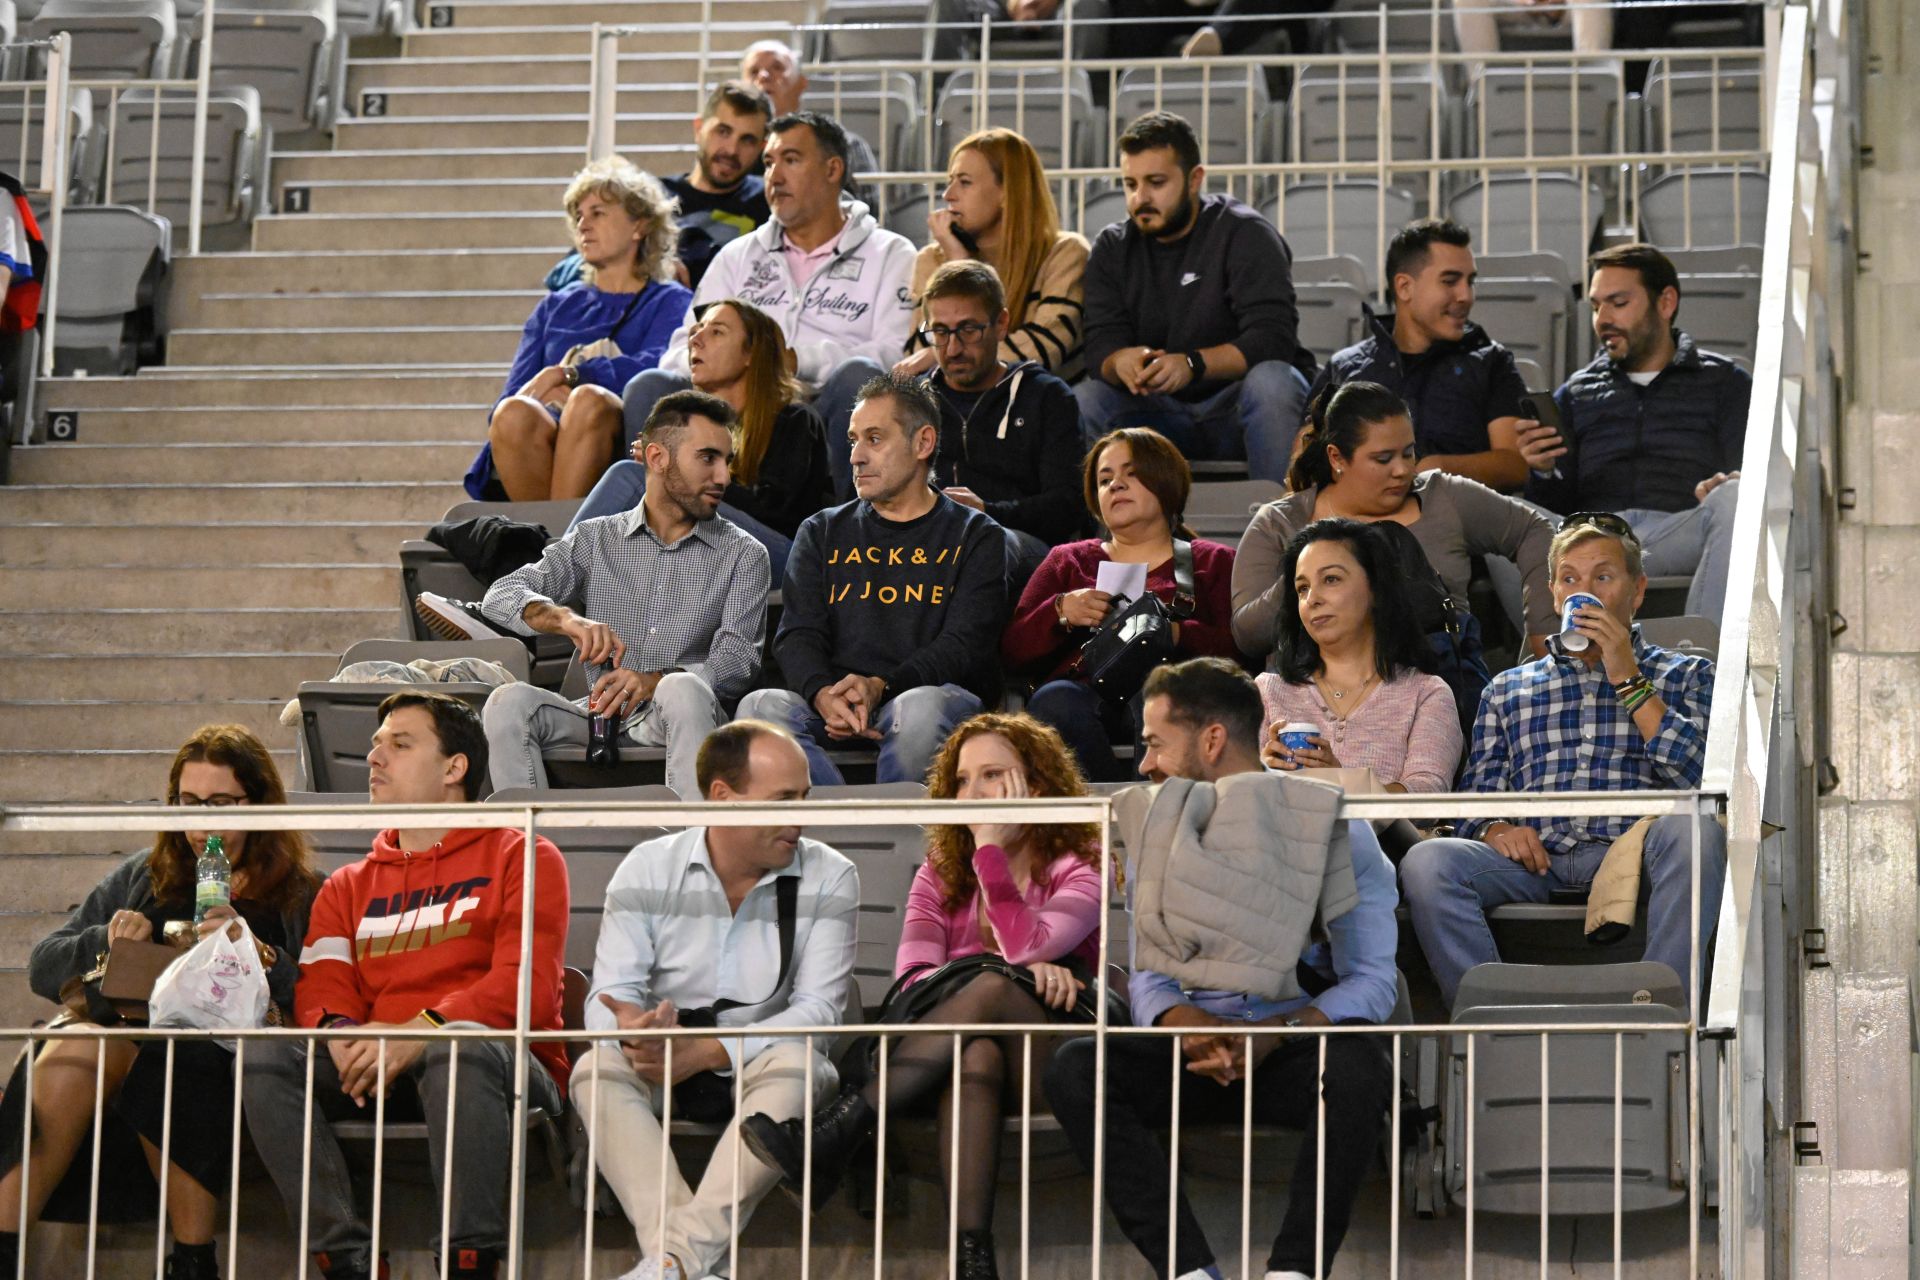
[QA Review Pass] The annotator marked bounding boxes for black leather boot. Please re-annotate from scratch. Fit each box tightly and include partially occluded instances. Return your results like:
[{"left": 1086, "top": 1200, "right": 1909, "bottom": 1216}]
[
  {"left": 740, "top": 1086, "right": 876, "bottom": 1210},
  {"left": 957, "top": 1229, "right": 1000, "bottom": 1279}
]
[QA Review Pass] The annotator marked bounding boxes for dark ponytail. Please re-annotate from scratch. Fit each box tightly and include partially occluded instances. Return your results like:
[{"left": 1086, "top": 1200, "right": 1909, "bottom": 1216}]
[{"left": 1283, "top": 380, "right": 1412, "bottom": 493}]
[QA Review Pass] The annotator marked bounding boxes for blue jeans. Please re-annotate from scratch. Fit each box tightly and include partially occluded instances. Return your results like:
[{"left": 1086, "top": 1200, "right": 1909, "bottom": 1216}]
[
  {"left": 1622, "top": 476, "right": 1739, "bottom": 625},
  {"left": 1071, "top": 360, "right": 1309, "bottom": 484},
  {"left": 735, "top": 684, "right": 982, "bottom": 785},
  {"left": 569, "top": 458, "right": 795, "bottom": 582},
  {"left": 1026, "top": 678, "right": 1140, "bottom": 782},
  {"left": 1400, "top": 812, "right": 1726, "bottom": 1013}
]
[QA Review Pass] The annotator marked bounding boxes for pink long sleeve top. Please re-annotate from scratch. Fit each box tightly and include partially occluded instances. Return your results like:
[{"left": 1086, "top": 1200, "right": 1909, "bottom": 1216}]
[{"left": 894, "top": 843, "right": 1105, "bottom": 987}]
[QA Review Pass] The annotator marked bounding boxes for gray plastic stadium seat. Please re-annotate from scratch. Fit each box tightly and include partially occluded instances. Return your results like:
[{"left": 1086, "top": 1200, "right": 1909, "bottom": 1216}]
[
  {"left": 28, "top": 0, "right": 176, "bottom": 79},
  {"left": 331, "top": 0, "right": 398, "bottom": 35},
  {"left": 1465, "top": 65, "right": 1620, "bottom": 161},
  {"left": 1115, "top": 65, "right": 1275, "bottom": 194},
  {"left": 1271, "top": 181, "right": 1417, "bottom": 295},
  {"left": 176, "top": 0, "right": 337, "bottom": 134},
  {"left": 108, "top": 81, "right": 262, "bottom": 229},
  {"left": 297, "top": 638, "right": 528, "bottom": 793},
  {"left": 1638, "top": 168, "right": 1767, "bottom": 249},
  {"left": 802, "top": 70, "right": 923, "bottom": 172},
  {"left": 1667, "top": 244, "right": 1761, "bottom": 276},
  {"left": 50, "top": 204, "right": 169, "bottom": 375},
  {"left": 1642, "top": 66, "right": 1763, "bottom": 158},
  {"left": 1511, "top": 355, "right": 1547, "bottom": 392},
  {"left": 877, "top": 185, "right": 930, "bottom": 241},
  {"left": 0, "top": 0, "right": 16, "bottom": 47},
  {"left": 792, "top": 782, "right": 929, "bottom": 1013},
  {"left": 398, "top": 497, "right": 577, "bottom": 686},
  {"left": 1187, "top": 479, "right": 1284, "bottom": 548},
  {"left": 1448, "top": 174, "right": 1603, "bottom": 291},
  {"left": 1070, "top": 183, "right": 1126, "bottom": 239},
  {"left": 283, "top": 789, "right": 385, "bottom": 871},
  {"left": 1289, "top": 64, "right": 1445, "bottom": 166},
  {"left": 1324, "top": 0, "right": 1455, "bottom": 52},
  {"left": 811, "top": 0, "right": 930, "bottom": 61},
  {"left": 0, "top": 85, "right": 98, "bottom": 203},
  {"left": 1294, "top": 280, "right": 1369, "bottom": 364},
  {"left": 1673, "top": 271, "right": 1760, "bottom": 370},
  {"left": 1443, "top": 962, "right": 1689, "bottom": 1216},
  {"left": 1636, "top": 614, "right": 1718, "bottom": 661},
  {"left": 1291, "top": 253, "right": 1370, "bottom": 291},
  {"left": 934, "top": 67, "right": 1099, "bottom": 169},
  {"left": 1468, "top": 275, "right": 1569, "bottom": 388}
]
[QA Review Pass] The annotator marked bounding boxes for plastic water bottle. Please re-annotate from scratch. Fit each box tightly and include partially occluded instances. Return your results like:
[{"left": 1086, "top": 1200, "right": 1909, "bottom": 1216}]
[{"left": 194, "top": 834, "right": 231, "bottom": 924}]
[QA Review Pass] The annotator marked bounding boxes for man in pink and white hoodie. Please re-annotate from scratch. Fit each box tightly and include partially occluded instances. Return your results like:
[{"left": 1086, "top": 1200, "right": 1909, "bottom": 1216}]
[{"left": 620, "top": 109, "right": 917, "bottom": 500}]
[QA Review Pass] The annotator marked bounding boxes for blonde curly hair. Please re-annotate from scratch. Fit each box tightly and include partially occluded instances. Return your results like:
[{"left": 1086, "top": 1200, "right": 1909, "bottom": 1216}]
[{"left": 563, "top": 156, "right": 681, "bottom": 286}]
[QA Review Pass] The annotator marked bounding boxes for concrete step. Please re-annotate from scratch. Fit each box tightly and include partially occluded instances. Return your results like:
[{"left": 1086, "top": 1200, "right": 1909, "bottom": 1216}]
[
  {"left": 271, "top": 147, "right": 611, "bottom": 187},
  {"left": 44, "top": 371, "right": 501, "bottom": 409},
  {"left": 0, "top": 854, "right": 131, "bottom": 912},
  {"left": 180, "top": 288, "right": 543, "bottom": 328},
  {"left": 9, "top": 441, "right": 475, "bottom": 485},
  {"left": 331, "top": 112, "right": 685, "bottom": 152},
  {"left": 400, "top": 27, "right": 717, "bottom": 58},
  {"left": 3, "top": 607, "right": 403, "bottom": 655},
  {"left": 294, "top": 178, "right": 571, "bottom": 216},
  {"left": 171, "top": 324, "right": 522, "bottom": 367},
  {"left": 0, "top": 749, "right": 297, "bottom": 803},
  {"left": 0, "top": 701, "right": 294, "bottom": 751},
  {"left": 0, "top": 653, "right": 335, "bottom": 701},
  {"left": 0, "top": 564, "right": 403, "bottom": 611},
  {"left": 419, "top": 0, "right": 796, "bottom": 29},
  {"left": 1, "top": 522, "right": 423, "bottom": 568},
  {"left": 352, "top": 83, "right": 707, "bottom": 118},
  {"left": 253, "top": 209, "right": 566, "bottom": 252},
  {"left": 48, "top": 406, "right": 487, "bottom": 443},
  {"left": 0, "top": 481, "right": 465, "bottom": 523},
  {"left": 170, "top": 248, "right": 563, "bottom": 297},
  {"left": 347, "top": 52, "right": 717, "bottom": 91}
]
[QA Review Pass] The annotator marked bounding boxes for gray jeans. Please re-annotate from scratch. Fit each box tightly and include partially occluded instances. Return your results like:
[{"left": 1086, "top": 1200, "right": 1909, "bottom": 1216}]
[
  {"left": 482, "top": 671, "right": 724, "bottom": 800},
  {"left": 241, "top": 1023, "right": 563, "bottom": 1270}
]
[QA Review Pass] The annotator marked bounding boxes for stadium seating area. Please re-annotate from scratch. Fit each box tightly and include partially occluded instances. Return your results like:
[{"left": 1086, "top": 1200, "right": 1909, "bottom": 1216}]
[{"left": 0, "top": 0, "right": 1781, "bottom": 1272}]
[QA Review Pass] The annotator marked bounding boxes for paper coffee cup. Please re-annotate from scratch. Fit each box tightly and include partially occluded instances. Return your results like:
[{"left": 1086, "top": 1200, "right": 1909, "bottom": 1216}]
[{"left": 1559, "top": 592, "right": 1602, "bottom": 652}]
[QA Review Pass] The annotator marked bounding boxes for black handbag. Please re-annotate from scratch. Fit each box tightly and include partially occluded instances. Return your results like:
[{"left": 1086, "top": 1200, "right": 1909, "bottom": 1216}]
[
  {"left": 1071, "top": 541, "right": 1197, "bottom": 702},
  {"left": 665, "top": 876, "right": 799, "bottom": 1123}
]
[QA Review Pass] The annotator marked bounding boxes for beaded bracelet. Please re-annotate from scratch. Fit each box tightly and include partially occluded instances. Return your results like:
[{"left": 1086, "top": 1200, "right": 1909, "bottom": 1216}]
[
  {"left": 1613, "top": 674, "right": 1652, "bottom": 700},
  {"left": 1620, "top": 684, "right": 1656, "bottom": 713}
]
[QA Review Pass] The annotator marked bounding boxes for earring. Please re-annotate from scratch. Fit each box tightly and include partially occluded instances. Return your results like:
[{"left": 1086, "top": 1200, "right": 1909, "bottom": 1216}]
[{"left": 1333, "top": 467, "right": 1344, "bottom": 478}]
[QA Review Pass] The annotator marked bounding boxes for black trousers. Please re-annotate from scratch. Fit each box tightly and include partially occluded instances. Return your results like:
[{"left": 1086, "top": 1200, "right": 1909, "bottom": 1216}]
[{"left": 1043, "top": 1030, "right": 1391, "bottom": 1278}]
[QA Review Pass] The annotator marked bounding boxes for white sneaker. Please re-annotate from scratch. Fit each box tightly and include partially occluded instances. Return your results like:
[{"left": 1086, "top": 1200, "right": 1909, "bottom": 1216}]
[
  {"left": 414, "top": 591, "right": 505, "bottom": 642},
  {"left": 611, "top": 1255, "right": 689, "bottom": 1280},
  {"left": 1181, "top": 24, "right": 1222, "bottom": 56}
]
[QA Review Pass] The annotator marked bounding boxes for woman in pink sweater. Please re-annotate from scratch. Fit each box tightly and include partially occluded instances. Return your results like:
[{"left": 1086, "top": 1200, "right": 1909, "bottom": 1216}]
[{"left": 742, "top": 713, "right": 1104, "bottom": 1280}]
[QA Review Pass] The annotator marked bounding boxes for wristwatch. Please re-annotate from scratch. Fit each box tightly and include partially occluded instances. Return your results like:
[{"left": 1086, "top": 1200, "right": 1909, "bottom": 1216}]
[{"left": 1185, "top": 350, "right": 1208, "bottom": 381}]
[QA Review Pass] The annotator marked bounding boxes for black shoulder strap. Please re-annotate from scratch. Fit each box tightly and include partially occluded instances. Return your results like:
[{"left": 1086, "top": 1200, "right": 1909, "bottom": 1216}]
[
  {"left": 1169, "top": 540, "right": 1198, "bottom": 620},
  {"left": 712, "top": 873, "right": 799, "bottom": 1014}
]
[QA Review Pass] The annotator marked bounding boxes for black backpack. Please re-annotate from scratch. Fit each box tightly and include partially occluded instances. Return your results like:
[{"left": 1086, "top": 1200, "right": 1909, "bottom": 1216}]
[{"left": 1369, "top": 520, "right": 1492, "bottom": 734}]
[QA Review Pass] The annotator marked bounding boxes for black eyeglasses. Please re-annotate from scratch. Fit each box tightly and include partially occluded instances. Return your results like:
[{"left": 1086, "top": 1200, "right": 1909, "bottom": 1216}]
[
  {"left": 920, "top": 322, "right": 991, "bottom": 346},
  {"left": 1563, "top": 511, "right": 1639, "bottom": 541},
  {"left": 177, "top": 794, "right": 249, "bottom": 808}
]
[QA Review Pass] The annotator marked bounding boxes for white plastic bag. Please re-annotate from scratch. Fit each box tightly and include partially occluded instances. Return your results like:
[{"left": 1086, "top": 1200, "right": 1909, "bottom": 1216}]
[{"left": 149, "top": 917, "right": 270, "bottom": 1034}]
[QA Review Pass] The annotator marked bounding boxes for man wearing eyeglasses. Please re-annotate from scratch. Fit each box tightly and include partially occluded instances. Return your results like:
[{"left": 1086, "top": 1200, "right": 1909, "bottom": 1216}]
[
  {"left": 908, "top": 259, "right": 1088, "bottom": 588},
  {"left": 1400, "top": 517, "right": 1725, "bottom": 1013},
  {"left": 1527, "top": 242, "right": 1751, "bottom": 626}
]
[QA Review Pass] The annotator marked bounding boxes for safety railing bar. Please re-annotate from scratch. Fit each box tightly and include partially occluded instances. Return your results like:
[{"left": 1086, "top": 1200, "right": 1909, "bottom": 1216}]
[
  {"left": 440, "top": 1040, "right": 458, "bottom": 1280},
  {"left": 84, "top": 1040, "right": 104, "bottom": 1280},
  {"left": 226, "top": 1040, "right": 244, "bottom": 1280},
  {"left": 153, "top": 1038, "right": 175, "bottom": 1280},
  {"left": 14, "top": 1041, "right": 29, "bottom": 1280},
  {"left": 504, "top": 811, "right": 539, "bottom": 1280}
]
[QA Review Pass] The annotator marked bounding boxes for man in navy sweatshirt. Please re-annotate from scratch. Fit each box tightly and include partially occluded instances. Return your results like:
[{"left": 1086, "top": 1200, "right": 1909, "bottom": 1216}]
[
  {"left": 1076, "top": 111, "right": 1316, "bottom": 484},
  {"left": 737, "top": 372, "right": 1008, "bottom": 784}
]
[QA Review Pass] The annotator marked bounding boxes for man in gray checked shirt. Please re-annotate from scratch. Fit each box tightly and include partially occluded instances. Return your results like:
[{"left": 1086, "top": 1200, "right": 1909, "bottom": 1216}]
[{"left": 474, "top": 389, "right": 771, "bottom": 799}]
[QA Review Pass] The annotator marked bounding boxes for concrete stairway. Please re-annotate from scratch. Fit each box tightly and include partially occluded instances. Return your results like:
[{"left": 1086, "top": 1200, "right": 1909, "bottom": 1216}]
[{"left": 0, "top": 0, "right": 804, "bottom": 1036}]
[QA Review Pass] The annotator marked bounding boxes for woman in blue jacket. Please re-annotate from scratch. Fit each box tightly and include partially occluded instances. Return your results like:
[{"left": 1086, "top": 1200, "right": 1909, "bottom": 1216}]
[{"left": 468, "top": 157, "right": 692, "bottom": 501}]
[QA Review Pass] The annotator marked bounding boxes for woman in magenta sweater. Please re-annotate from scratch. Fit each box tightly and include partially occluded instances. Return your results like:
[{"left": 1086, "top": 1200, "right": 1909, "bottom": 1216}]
[
  {"left": 1002, "top": 426, "right": 1242, "bottom": 780},
  {"left": 742, "top": 713, "right": 1104, "bottom": 1280}
]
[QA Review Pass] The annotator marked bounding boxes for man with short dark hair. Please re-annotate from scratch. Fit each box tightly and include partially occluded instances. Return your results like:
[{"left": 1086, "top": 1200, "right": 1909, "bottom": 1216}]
[
  {"left": 1529, "top": 241, "right": 1751, "bottom": 623},
  {"left": 1045, "top": 656, "right": 1397, "bottom": 1280},
  {"left": 545, "top": 80, "right": 774, "bottom": 293},
  {"left": 916, "top": 258, "right": 1087, "bottom": 585},
  {"left": 1306, "top": 217, "right": 1565, "bottom": 490},
  {"left": 244, "top": 692, "right": 570, "bottom": 1280},
  {"left": 622, "top": 110, "right": 916, "bottom": 497},
  {"left": 737, "top": 372, "right": 1008, "bottom": 785},
  {"left": 574, "top": 720, "right": 858, "bottom": 1280},
  {"left": 448, "top": 389, "right": 768, "bottom": 799},
  {"left": 1076, "top": 111, "right": 1315, "bottom": 484},
  {"left": 1402, "top": 517, "right": 1725, "bottom": 1011}
]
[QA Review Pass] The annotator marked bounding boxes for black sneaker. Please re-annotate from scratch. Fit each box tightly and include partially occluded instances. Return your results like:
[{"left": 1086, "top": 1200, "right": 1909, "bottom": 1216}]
[
  {"left": 163, "top": 1249, "right": 219, "bottom": 1280},
  {"left": 415, "top": 592, "right": 504, "bottom": 642},
  {"left": 314, "top": 1253, "right": 390, "bottom": 1280},
  {"left": 442, "top": 1247, "right": 501, "bottom": 1278}
]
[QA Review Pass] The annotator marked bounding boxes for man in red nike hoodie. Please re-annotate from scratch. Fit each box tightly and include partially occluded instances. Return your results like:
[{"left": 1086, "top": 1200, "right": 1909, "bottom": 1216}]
[{"left": 242, "top": 692, "right": 569, "bottom": 1280}]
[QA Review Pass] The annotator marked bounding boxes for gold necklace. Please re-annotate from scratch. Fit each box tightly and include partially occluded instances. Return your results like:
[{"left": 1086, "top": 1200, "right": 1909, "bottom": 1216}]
[{"left": 1314, "top": 671, "right": 1377, "bottom": 711}]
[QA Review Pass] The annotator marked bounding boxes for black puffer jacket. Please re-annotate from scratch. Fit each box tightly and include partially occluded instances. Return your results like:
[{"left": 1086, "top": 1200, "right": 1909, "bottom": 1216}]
[{"left": 1529, "top": 329, "right": 1751, "bottom": 516}]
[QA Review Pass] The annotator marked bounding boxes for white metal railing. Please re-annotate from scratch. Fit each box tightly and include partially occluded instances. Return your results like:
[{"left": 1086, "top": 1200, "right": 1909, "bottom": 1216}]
[{"left": 0, "top": 789, "right": 1723, "bottom": 1278}]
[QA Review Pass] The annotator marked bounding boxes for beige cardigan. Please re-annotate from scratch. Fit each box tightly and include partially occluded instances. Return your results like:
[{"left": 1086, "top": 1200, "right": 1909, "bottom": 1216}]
[{"left": 906, "top": 231, "right": 1089, "bottom": 378}]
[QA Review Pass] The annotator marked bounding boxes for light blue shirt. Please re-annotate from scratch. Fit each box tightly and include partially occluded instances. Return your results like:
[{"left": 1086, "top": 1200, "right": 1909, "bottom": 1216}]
[
  {"left": 1127, "top": 819, "right": 1401, "bottom": 1028},
  {"left": 584, "top": 826, "right": 861, "bottom": 1073}
]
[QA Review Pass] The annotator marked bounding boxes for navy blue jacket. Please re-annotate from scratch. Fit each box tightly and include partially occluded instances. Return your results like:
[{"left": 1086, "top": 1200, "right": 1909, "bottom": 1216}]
[
  {"left": 1304, "top": 308, "right": 1529, "bottom": 458},
  {"left": 1529, "top": 330, "right": 1751, "bottom": 516},
  {"left": 928, "top": 360, "right": 1092, "bottom": 546}
]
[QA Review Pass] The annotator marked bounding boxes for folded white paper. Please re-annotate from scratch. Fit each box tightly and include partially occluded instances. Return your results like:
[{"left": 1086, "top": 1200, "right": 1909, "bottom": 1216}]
[{"left": 1095, "top": 560, "right": 1148, "bottom": 601}]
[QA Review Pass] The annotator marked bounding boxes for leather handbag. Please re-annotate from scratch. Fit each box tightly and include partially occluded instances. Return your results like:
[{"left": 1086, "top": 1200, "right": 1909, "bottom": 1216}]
[
  {"left": 1071, "top": 541, "right": 1197, "bottom": 702},
  {"left": 60, "top": 937, "right": 180, "bottom": 1026}
]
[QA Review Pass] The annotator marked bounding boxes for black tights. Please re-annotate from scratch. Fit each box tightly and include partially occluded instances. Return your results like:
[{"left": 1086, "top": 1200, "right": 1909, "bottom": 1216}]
[{"left": 861, "top": 972, "right": 1054, "bottom": 1232}]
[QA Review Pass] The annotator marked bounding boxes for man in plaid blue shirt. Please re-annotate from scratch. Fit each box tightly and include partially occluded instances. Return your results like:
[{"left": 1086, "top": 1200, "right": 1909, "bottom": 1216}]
[{"left": 1402, "top": 516, "right": 1724, "bottom": 1010}]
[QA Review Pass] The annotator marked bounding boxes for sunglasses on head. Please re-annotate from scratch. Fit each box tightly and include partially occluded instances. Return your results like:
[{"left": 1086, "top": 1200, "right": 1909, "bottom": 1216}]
[{"left": 1562, "top": 511, "right": 1639, "bottom": 542}]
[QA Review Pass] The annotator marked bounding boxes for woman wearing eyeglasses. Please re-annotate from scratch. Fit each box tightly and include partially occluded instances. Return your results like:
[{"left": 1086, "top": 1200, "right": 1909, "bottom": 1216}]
[
  {"left": 0, "top": 725, "right": 318, "bottom": 1280},
  {"left": 565, "top": 297, "right": 833, "bottom": 580},
  {"left": 1232, "top": 380, "right": 1559, "bottom": 666},
  {"left": 894, "top": 127, "right": 1089, "bottom": 380}
]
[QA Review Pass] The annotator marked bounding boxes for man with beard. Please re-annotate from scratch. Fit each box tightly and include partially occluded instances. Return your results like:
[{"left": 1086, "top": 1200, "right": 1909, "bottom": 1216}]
[
  {"left": 1305, "top": 217, "right": 1566, "bottom": 491},
  {"left": 1075, "top": 111, "right": 1316, "bottom": 485},
  {"left": 470, "top": 391, "right": 771, "bottom": 799},
  {"left": 1528, "top": 243, "right": 1751, "bottom": 624},
  {"left": 545, "top": 82, "right": 774, "bottom": 292}
]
